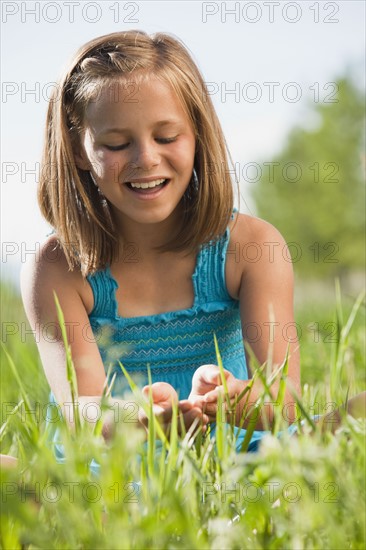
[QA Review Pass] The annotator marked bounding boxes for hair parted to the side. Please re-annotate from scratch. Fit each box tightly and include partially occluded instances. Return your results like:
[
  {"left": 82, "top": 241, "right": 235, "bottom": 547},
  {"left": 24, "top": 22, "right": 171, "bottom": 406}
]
[{"left": 39, "top": 30, "right": 236, "bottom": 276}]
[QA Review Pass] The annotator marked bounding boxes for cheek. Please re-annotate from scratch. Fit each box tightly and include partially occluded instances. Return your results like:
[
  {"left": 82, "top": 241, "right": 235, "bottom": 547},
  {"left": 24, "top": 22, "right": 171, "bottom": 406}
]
[
  {"left": 90, "top": 153, "right": 126, "bottom": 182},
  {"left": 171, "top": 140, "right": 195, "bottom": 169}
]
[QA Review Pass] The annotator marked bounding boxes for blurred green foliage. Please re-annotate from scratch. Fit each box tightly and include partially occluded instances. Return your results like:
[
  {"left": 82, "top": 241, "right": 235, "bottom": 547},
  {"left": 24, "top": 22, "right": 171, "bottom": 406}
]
[
  {"left": 1, "top": 282, "right": 365, "bottom": 549},
  {"left": 252, "top": 74, "right": 365, "bottom": 278}
]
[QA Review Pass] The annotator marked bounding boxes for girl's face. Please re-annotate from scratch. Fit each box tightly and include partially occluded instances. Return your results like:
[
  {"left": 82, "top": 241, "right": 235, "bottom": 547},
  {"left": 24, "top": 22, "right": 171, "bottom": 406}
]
[{"left": 75, "top": 76, "right": 196, "bottom": 229}]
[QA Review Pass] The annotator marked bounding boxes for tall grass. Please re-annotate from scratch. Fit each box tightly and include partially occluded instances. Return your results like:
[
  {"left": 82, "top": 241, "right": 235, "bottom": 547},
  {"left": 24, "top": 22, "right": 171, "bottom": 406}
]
[{"left": 1, "top": 281, "right": 365, "bottom": 549}]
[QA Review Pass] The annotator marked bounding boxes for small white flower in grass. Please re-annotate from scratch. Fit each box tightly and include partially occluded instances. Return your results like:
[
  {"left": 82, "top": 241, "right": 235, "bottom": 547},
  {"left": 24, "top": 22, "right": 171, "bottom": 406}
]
[
  {"left": 121, "top": 422, "right": 146, "bottom": 452},
  {"left": 208, "top": 518, "right": 232, "bottom": 534},
  {"left": 271, "top": 497, "right": 281, "bottom": 509},
  {"left": 259, "top": 433, "right": 282, "bottom": 455}
]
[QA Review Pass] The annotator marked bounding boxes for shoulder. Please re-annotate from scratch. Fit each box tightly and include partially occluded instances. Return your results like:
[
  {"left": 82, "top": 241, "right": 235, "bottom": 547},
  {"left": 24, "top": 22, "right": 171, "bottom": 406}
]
[
  {"left": 20, "top": 235, "right": 93, "bottom": 317},
  {"left": 229, "top": 212, "right": 288, "bottom": 250},
  {"left": 21, "top": 234, "right": 78, "bottom": 288},
  {"left": 226, "top": 213, "right": 293, "bottom": 299}
]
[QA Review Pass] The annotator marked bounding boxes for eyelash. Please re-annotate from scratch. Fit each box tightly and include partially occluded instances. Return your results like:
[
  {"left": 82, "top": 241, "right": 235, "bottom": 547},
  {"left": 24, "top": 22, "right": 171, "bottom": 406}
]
[{"left": 105, "top": 137, "right": 178, "bottom": 151}]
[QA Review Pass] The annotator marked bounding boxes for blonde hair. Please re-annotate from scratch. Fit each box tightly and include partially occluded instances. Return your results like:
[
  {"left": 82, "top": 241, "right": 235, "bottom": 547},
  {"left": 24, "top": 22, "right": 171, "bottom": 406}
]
[{"left": 39, "top": 30, "right": 235, "bottom": 275}]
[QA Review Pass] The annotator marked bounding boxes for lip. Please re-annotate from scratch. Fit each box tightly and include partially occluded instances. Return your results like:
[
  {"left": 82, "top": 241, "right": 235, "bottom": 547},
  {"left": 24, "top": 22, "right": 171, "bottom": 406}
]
[
  {"left": 124, "top": 178, "right": 171, "bottom": 200},
  {"left": 124, "top": 176, "right": 169, "bottom": 184}
]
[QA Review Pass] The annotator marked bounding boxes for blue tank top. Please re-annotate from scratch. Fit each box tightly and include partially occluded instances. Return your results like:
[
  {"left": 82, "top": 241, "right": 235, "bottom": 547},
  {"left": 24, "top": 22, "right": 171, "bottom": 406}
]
[
  {"left": 85, "top": 221, "right": 266, "bottom": 452},
  {"left": 47, "top": 218, "right": 299, "bottom": 469}
]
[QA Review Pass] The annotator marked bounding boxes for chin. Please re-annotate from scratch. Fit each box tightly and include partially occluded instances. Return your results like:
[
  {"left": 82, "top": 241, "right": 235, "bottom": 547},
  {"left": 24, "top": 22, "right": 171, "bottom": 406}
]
[{"left": 124, "top": 206, "right": 179, "bottom": 226}]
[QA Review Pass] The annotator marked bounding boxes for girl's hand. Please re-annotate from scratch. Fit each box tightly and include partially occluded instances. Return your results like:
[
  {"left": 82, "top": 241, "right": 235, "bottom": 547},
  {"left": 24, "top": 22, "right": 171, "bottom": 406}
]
[
  {"left": 138, "top": 382, "right": 208, "bottom": 436},
  {"left": 142, "top": 381, "right": 179, "bottom": 410},
  {"left": 188, "top": 365, "right": 242, "bottom": 422}
]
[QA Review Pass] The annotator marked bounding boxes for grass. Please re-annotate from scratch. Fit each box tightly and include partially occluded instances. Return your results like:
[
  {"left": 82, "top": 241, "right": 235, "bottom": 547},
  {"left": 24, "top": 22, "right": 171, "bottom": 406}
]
[{"left": 0, "top": 280, "right": 365, "bottom": 549}]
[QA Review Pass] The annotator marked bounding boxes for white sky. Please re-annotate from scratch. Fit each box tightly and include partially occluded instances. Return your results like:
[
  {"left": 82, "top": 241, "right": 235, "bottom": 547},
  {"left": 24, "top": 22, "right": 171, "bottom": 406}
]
[{"left": 1, "top": 0, "right": 365, "bottom": 284}]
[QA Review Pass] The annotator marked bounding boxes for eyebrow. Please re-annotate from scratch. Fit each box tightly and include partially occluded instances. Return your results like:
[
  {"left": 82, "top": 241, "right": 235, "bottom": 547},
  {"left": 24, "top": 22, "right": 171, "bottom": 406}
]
[{"left": 100, "top": 120, "right": 183, "bottom": 135}]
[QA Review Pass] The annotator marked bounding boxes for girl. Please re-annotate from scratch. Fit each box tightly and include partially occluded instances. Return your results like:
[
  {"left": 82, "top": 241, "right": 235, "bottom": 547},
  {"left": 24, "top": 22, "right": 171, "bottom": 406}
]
[{"left": 18, "top": 30, "right": 360, "bottom": 460}]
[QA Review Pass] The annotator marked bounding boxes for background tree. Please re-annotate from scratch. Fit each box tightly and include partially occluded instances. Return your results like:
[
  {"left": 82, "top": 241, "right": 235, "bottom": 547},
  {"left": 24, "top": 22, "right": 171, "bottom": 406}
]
[{"left": 251, "top": 74, "right": 365, "bottom": 280}]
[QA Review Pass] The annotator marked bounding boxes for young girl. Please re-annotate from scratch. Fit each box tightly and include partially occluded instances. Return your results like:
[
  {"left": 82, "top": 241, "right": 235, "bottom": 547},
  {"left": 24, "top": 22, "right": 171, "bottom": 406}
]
[{"left": 18, "top": 30, "right": 363, "bottom": 462}]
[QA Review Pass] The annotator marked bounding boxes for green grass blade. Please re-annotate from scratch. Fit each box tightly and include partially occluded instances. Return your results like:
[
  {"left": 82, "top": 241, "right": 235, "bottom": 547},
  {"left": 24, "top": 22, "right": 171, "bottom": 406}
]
[
  {"left": 335, "top": 278, "right": 344, "bottom": 327},
  {"left": 0, "top": 400, "right": 25, "bottom": 442},
  {"left": 213, "top": 334, "right": 229, "bottom": 396},
  {"left": 215, "top": 391, "right": 224, "bottom": 465},
  {"left": 53, "top": 292, "right": 80, "bottom": 433},
  {"left": 272, "top": 344, "right": 290, "bottom": 436},
  {"left": 146, "top": 364, "right": 156, "bottom": 477},
  {"left": 118, "top": 361, "right": 169, "bottom": 447},
  {"left": 167, "top": 400, "right": 178, "bottom": 473},
  {"left": 93, "top": 367, "right": 116, "bottom": 439},
  {"left": 214, "top": 333, "right": 237, "bottom": 436},
  {"left": 239, "top": 397, "right": 264, "bottom": 453},
  {"left": 287, "top": 380, "right": 317, "bottom": 431},
  {"left": 341, "top": 289, "right": 365, "bottom": 342},
  {"left": 1, "top": 346, "right": 34, "bottom": 419}
]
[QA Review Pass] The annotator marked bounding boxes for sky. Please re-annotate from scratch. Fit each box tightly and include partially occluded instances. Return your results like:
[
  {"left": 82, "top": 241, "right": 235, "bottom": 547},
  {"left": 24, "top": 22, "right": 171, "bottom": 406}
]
[{"left": 1, "top": 0, "right": 365, "bottom": 285}]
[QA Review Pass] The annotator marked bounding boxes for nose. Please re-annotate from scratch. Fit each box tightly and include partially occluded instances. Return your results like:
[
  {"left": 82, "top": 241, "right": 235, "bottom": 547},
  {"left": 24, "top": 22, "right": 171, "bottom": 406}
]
[{"left": 131, "top": 140, "right": 160, "bottom": 171}]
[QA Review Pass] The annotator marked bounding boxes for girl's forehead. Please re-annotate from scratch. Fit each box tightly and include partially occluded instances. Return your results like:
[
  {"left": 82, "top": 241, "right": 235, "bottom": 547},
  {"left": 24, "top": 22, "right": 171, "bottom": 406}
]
[
  {"left": 94, "top": 75, "right": 167, "bottom": 102},
  {"left": 84, "top": 76, "right": 190, "bottom": 127}
]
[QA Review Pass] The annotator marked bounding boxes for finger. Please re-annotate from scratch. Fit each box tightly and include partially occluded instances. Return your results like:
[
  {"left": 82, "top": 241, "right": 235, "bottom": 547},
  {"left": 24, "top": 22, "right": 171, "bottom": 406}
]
[
  {"left": 182, "top": 405, "right": 207, "bottom": 421},
  {"left": 201, "top": 400, "right": 235, "bottom": 421},
  {"left": 142, "top": 383, "right": 178, "bottom": 404},
  {"left": 137, "top": 410, "right": 148, "bottom": 428},
  {"left": 155, "top": 382, "right": 178, "bottom": 402},
  {"left": 192, "top": 364, "right": 221, "bottom": 385},
  {"left": 203, "top": 366, "right": 231, "bottom": 382},
  {"left": 154, "top": 401, "right": 195, "bottom": 424},
  {"left": 200, "top": 403, "right": 219, "bottom": 418},
  {"left": 188, "top": 396, "right": 206, "bottom": 409},
  {"left": 178, "top": 399, "right": 194, "bottom": 407},
  {"left": 177, "top": 400, "right": 196, "bottom": 413},
  {"left": 191, "top": 407, "right": 209, "bottom": 425},
  {"left": 181, "top": 409, "right": 209, "bottom": 433},
  {"left": 165, "top": 414, "right": 209, "bottom": 438},
  {"left": 203, "top": 386, "right": 237, "bottom": 403},
  {"left": 192, "top": 401, "right": 216, "bottom": 418},
  {"left": 138, "top": 406, "right": 165, "bottom": 430},
  {"left": 204, "top": 387, "right": 223, "bottom": 403},
  {"left": 158, "top": 407, "right": 208, "bottom": 436},
  {"left": 153, "top": 405, "right": 174, "bottom": 424},
  {"left": 142, "top": 384, "right": 158, "bottom": 402},
  {"left": 182, "top": 418, "right": 208, "bottom": 435},
  {"left": 204, "top": 368, "right": 222, "bottom": 385}
]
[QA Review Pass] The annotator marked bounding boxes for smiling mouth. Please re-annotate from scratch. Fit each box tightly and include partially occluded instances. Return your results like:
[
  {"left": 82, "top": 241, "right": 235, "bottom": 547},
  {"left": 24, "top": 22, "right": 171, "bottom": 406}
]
[{"left": 125, "top": 178, "right": 170, "bottom": 193}]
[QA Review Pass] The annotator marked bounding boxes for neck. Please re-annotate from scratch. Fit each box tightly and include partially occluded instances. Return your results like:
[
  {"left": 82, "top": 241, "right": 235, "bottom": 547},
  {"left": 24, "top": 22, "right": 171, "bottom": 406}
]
[{"left": 113, "top": 208, "right": 184, "bottom": 262}]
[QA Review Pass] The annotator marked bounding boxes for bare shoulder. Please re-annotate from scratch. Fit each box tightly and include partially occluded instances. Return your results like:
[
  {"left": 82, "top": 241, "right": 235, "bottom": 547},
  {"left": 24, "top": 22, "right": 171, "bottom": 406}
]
[
  {"left": 20, "top": 238, "right": 106, "bottom": 400},
  {"left": 20, "top": 235, "right": 93, "bottom": 318},
  {"left": 230, "top": 212, "right": 287, "bottom": 245},
  {"left": 21, "top": 234, "right": 79, "bottom": 292},
  {"left": 226, "top": 213, "right": 293, "bottom": 299}
]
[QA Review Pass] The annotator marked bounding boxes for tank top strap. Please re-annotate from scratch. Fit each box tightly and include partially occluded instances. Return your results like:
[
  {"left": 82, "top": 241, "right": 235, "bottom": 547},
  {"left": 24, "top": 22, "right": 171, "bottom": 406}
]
[
  {"left": 193, "top": 210, "right": 236, "bottom": 305},
  {"left": 87, "top": 209, "right": 237, "bottom": 316},
  {"left": 86, "top": 266, "right": 118, "bottom": 319}
]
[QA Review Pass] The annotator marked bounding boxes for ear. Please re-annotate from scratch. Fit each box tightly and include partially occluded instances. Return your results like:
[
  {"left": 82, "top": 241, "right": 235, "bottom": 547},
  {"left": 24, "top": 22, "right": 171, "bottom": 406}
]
[
  {"left": 74, "top": 148, "right": 90, "bottom": 171},
  {"left": 71, "top": 131, "right": 90, "bottom": 171}
]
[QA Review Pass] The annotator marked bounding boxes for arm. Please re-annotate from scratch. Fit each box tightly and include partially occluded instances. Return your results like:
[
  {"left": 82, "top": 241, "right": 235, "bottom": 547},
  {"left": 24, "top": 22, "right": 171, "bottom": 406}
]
[
  {"left": 235, "top": 217, "right": 301, "bottom": 426},
  {"left": 20, "top": 236, "right": 205, "bottom": 439},
  {"left": 190, "top": 216, "right": 301, "bottom": 429},
  {"left": 20, "top": 236, "right": 134, "bottom": 439}
]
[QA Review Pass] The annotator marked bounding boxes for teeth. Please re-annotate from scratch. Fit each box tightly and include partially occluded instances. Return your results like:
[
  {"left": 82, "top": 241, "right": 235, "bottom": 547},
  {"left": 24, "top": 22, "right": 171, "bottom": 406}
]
[{"left": 129, "top": 179, "right": 166, "bottom": 189}]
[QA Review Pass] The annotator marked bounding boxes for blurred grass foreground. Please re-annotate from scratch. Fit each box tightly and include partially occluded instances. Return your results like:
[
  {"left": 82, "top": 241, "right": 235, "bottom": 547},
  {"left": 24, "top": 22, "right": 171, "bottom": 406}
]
[
  {"left": 1, "top": 69, "right": 365, "bottom": 549},
  {"left": 1, "top": 279, "right": 365, "bottom": 549}
]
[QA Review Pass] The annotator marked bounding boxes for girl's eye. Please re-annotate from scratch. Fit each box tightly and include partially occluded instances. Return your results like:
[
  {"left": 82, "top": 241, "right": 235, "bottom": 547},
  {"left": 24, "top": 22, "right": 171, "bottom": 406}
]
[
  {"left": 104, "top": 136, "right": 177, "bottom": 151},
  {"left": 156, "top": 136, "right": 178, "bottom": 144},
  {"left": 105, "top": 143, "right": 129, "bottom": 151}
]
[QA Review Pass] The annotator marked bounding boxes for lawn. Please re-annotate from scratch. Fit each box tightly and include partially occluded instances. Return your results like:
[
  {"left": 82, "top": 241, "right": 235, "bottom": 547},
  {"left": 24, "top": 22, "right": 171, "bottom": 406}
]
[{"left": 1, "top": 280, "right": 365, "bottom": 549}]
